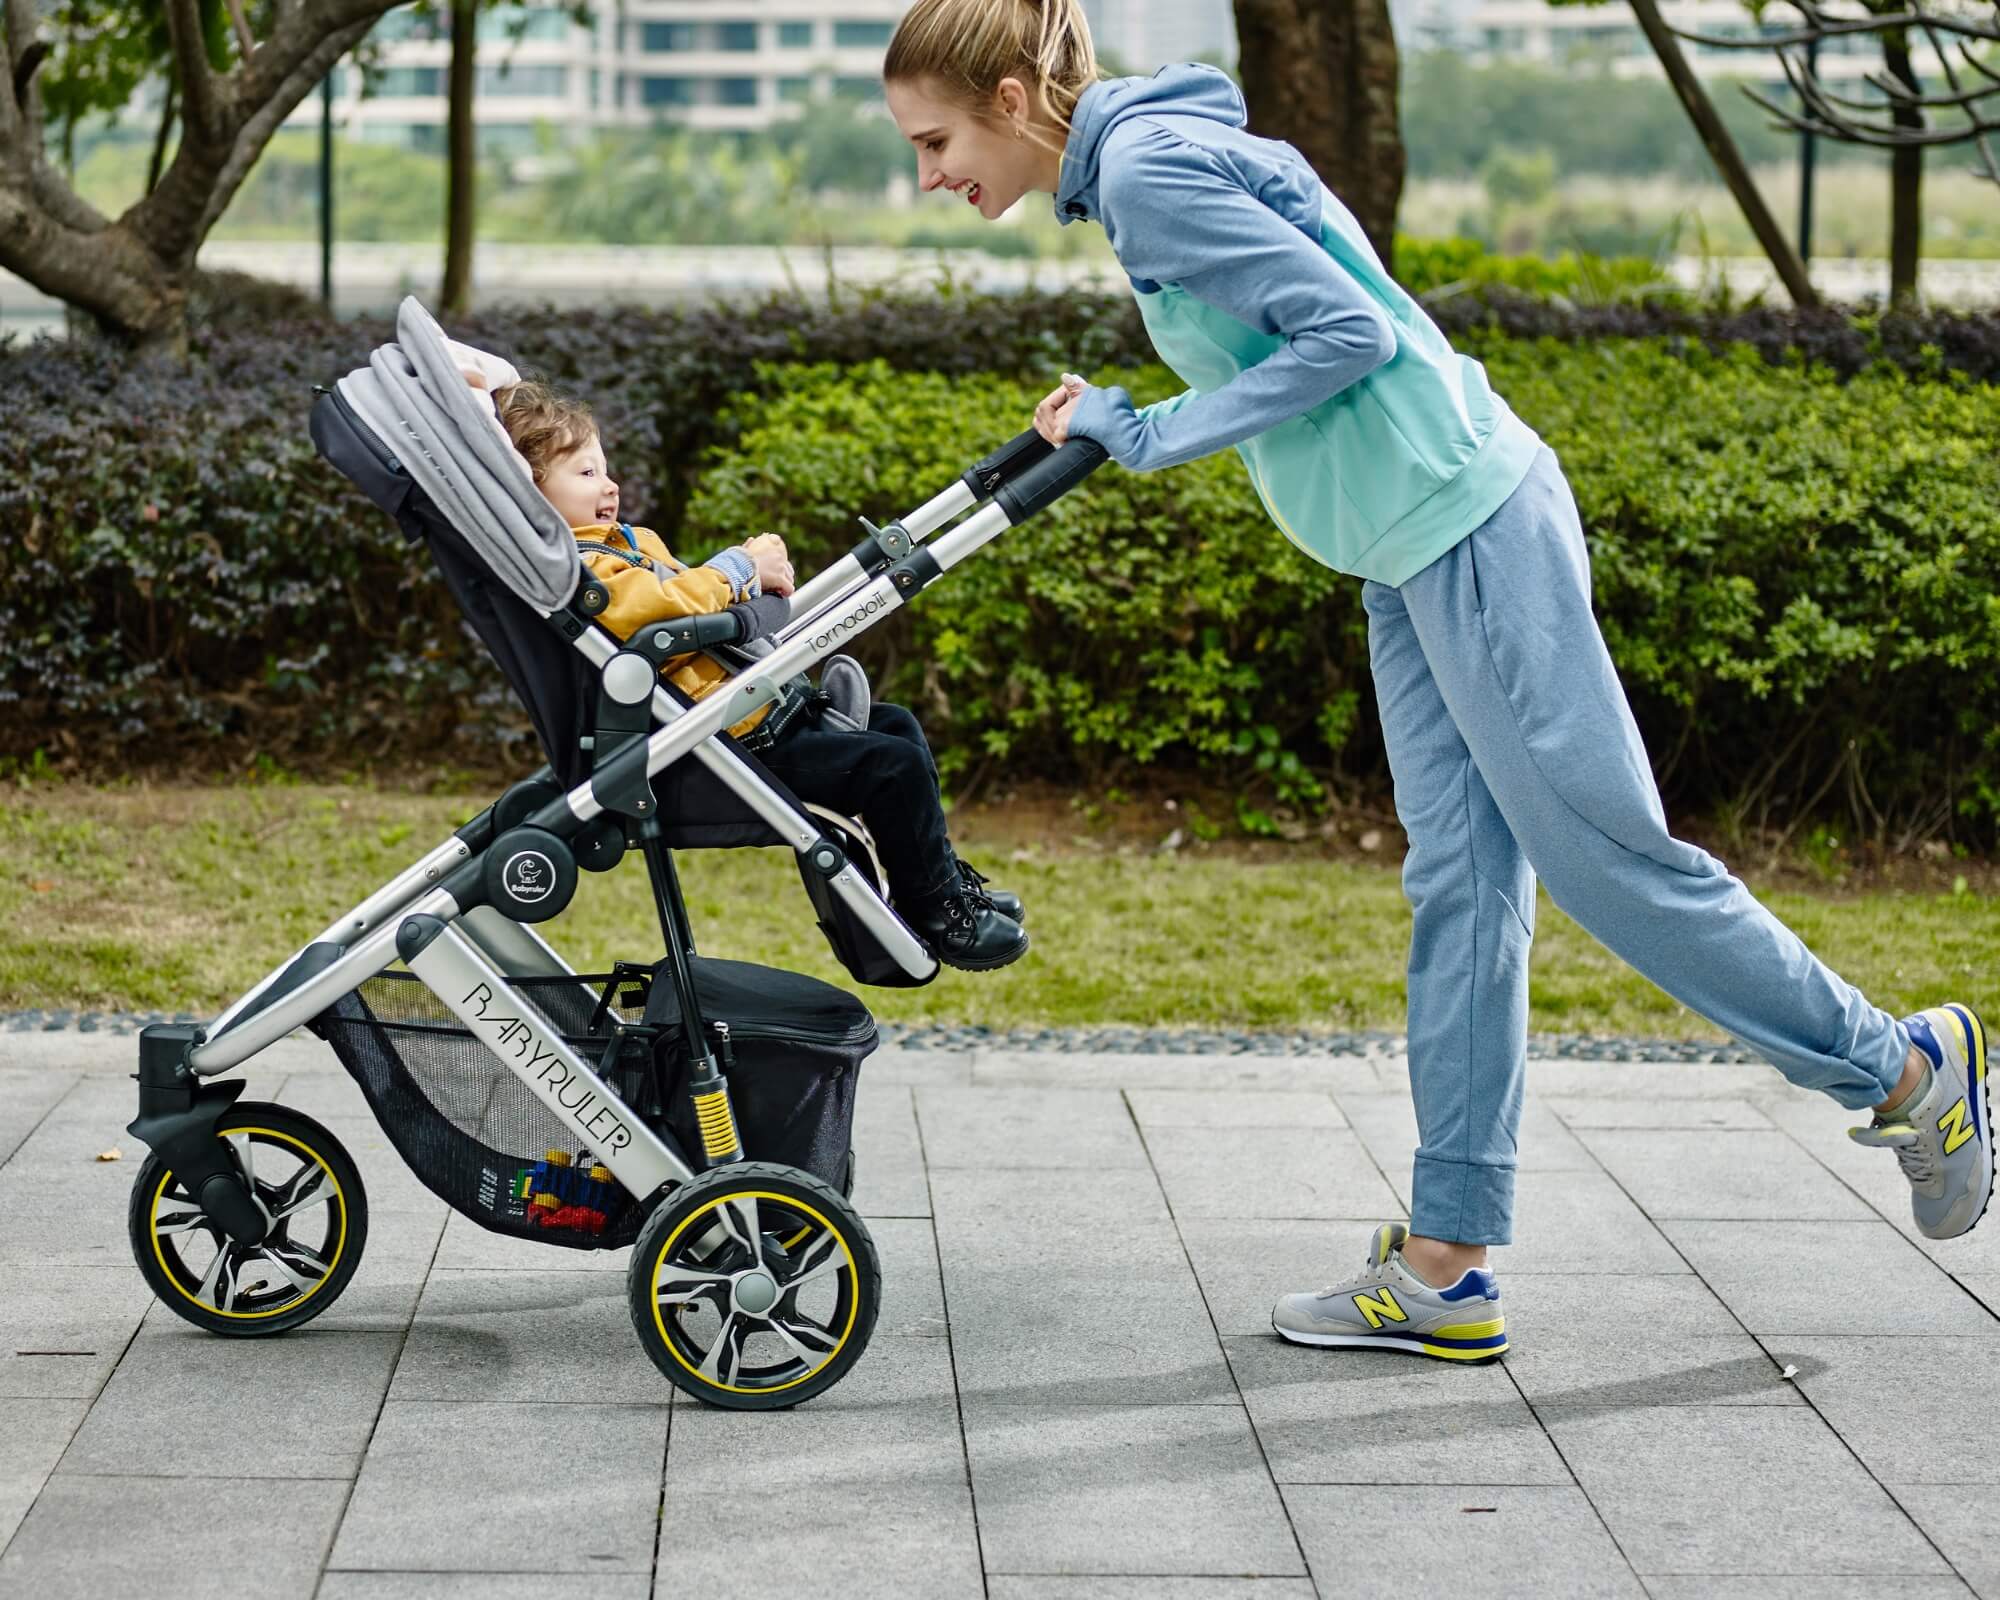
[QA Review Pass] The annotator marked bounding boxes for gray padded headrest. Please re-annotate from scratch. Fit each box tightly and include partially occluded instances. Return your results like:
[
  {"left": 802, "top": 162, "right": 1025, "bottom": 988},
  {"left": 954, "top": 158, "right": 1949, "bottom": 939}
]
[{"left": 335, "top": 296, "right": 580, "bottom": 614}]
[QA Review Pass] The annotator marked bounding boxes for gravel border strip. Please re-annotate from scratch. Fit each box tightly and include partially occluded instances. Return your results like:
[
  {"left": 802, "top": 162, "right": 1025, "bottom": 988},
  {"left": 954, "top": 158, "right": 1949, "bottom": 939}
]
[{"left": 0, "top": 1008, "right": 1762, "bottom": 1063}]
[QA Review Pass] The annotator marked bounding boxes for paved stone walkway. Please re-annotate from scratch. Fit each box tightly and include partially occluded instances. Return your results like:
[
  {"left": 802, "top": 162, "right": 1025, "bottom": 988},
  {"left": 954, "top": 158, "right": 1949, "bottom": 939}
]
[{"left": 0, "top": 1029, "right": 1994, "bottom": 1599}]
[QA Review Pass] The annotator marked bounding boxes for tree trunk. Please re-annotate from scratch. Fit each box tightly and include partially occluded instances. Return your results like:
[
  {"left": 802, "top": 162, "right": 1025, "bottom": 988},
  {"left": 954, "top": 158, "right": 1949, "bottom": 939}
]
[
  {"left": 1232, "top": 0, "right": 1404, "bottom": 272},
  {"left": 441, "top": 0, "right": 477, "bottom": 316},
  {"left": 2, "top": 2, "right": 390, "bottom": 356},
  {"left": 1628, "top": 0, "right": 1817, "bottom": 307},
  {"left": 1882, "top": 30, "right": 1922, "bottom": 306}
]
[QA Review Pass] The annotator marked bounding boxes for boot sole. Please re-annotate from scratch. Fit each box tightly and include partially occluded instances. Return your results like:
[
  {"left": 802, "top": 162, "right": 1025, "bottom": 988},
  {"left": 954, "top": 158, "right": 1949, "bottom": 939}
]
[{"left": 934, "top": 931, "right": 1030, "bottom": 973}]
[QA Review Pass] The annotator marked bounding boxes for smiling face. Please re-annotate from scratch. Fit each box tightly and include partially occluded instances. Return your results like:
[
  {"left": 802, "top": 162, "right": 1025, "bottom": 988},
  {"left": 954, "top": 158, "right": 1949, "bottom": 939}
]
[
  {"left": 538, "top": 432, "right": 620, "bottom": 530},
  {"left": 885, "top": 75, "right": 1059, "bottom": 221}
]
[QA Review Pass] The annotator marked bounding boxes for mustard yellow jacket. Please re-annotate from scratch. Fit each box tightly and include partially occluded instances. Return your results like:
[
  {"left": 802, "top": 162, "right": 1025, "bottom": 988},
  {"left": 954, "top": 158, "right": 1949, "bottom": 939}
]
[{"left": 571, "top": 523, "right": 771, "bottom": 738}]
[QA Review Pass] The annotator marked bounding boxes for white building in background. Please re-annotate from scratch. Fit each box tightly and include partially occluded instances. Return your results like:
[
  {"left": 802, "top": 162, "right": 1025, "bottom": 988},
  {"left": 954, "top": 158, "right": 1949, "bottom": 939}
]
[
  {"left": 299, "top": 0, "right": 1247, "bottom": 154},
  {"left": 1080, "top": 0, "right": 1238, "bottom": 73},
  {"left": 1403, "top": 0, "right": 1956, "bottom": 85},
  {"left": 298, "top": 0, "right": 1929, "bottom": 156},
  {"left": 307, "top": 1, "right": 907, "bottom": 151}
]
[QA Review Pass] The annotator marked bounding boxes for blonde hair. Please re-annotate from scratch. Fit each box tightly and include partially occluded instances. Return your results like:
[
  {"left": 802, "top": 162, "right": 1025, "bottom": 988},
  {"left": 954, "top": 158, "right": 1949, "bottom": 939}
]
[
  {"left": 884, "top": 0, "right": 1099, "bottom": 142},
  {"left": 492, "top": 380, "right": 596, "bottom": 484}
]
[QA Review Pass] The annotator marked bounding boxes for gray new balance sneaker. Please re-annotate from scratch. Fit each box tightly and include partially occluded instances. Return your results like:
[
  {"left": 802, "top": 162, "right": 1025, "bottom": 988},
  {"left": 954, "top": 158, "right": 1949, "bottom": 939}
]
[
  {"left": 1271, "top": 1222, "right": 1507, "bottom": 1361},
  {"left": 1851, "top": 1004, "right": 1993, "bottom": 1240}
]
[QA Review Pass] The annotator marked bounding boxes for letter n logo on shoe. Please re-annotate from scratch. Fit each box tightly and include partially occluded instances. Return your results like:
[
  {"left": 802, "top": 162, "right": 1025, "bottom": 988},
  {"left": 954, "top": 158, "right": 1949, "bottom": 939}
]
[
  {"left": 1353, "top": 1288, "right": 1407, "bottom": 1329},
  {"left": 1940, "top": 1098, "right": 1976, "bottom": 1156}
]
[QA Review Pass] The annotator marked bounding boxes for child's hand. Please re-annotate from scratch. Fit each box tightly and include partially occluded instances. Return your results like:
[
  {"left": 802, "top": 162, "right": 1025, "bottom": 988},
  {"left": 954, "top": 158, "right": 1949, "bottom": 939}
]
[
  {"left": 1033, "top": 372, "right": 1088, "bottom": 446},
  {"left": 743, "top": 532, "right": 794, "bottom": 597}
]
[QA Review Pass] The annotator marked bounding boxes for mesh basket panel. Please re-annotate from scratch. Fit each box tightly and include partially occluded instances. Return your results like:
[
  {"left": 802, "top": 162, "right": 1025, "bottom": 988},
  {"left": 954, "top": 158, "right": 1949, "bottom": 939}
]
[{"left": 312, "top": 970, "right": 657, "bottom": 1251}]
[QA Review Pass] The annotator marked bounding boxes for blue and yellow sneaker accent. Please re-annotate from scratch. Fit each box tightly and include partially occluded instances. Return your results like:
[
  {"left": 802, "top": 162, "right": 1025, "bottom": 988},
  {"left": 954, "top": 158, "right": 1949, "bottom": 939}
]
[
  {"left": 1852, "top": 1004, "right": 1992, "bottom": 1241},
  {"left": 1271, "top": 1222, "right": 1508, "bottom": 1361}
]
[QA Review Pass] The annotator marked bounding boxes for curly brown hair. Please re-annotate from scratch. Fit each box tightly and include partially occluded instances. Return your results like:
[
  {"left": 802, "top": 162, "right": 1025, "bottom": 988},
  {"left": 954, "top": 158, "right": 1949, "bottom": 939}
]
[{"left": 492, "top": 380, "right": 597, "bottom": 484}]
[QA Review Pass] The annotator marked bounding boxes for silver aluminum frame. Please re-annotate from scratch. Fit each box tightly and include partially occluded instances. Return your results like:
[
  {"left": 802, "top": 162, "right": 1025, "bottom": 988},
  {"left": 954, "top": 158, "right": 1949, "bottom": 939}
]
[
  {"left": 404, "top": 921, "right": 692, "bottom": 1195},
  {"left": 187, "top": 476, "right": 1017, "bottom": 1084}
]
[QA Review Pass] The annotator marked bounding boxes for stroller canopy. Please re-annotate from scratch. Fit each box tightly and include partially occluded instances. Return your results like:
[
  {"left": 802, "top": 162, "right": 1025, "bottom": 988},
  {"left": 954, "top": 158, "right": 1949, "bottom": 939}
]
[{"left": 333, "top": 296, "right": 580, "bottom": 615}]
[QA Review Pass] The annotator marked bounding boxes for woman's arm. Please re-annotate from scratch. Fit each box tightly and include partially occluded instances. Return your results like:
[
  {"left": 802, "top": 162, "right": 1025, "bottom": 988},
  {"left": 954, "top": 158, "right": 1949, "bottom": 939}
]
[{"left": 1064, "top": 123, "right": 1395, "bottom": 472}]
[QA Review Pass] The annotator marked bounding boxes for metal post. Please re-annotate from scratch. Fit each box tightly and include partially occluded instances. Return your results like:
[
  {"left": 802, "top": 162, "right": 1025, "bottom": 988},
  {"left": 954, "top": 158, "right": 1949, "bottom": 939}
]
[
  {"left": 1798, "top": 36, "right": 1819, "bottom": 265},
  {"left": 320, "top": 68, "right": 335, "bottom": 308}
]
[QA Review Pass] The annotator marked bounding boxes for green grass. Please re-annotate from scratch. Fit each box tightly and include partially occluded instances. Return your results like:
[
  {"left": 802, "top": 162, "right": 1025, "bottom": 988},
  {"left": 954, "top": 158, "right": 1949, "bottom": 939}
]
[{"left": 2, "top": 782, "right": 1993, "bottom": 1037}]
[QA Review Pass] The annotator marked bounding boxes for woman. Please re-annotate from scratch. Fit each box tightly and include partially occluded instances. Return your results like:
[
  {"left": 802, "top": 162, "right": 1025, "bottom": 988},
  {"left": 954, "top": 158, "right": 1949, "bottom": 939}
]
[{"left": 883, "top": 0, "right": 1988, "bottom": 1362}]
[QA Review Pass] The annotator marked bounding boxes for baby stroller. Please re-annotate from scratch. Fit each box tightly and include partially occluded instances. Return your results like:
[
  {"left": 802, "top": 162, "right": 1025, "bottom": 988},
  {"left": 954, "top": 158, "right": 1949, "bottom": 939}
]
[{"left": 123, "top": 298, "right": 1103, "bottom": 1409}]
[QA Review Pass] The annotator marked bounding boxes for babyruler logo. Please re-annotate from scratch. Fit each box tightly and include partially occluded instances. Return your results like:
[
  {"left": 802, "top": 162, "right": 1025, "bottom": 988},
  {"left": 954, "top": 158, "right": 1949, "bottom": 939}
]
[
  {"left": 459, "top": 982, "right": 633, "bottom": 1156},
  {"left": 502, "top": 850, "right": 553, "bottom": 904},
  {"left": 811, "top": 592, "right": 891, "bottom": 652}
]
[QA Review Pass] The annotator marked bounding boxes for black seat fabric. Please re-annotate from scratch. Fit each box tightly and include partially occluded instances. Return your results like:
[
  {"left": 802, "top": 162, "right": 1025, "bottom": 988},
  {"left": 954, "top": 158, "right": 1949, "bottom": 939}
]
[{"left": 312, "top": 390, "right": 789, "bottom": 849}]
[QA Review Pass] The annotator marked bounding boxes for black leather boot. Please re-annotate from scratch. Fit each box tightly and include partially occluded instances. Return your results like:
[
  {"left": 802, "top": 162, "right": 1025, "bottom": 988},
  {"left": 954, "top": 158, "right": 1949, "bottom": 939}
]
[
  {"left": 954, "top": 855, "right": 1026, "bottom": 926},
  {"left": 908, "top": 883, "right": 1029, "bottom": 971}
]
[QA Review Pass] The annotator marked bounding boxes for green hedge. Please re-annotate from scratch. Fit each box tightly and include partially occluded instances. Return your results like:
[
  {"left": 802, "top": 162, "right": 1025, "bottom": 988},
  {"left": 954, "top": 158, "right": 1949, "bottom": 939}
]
[
  {"left": 3, "top": 301, "right": 1996, "bottom": 843},
  {"left": 683, "top": 350, "right": 2000, "bottom": 839}
]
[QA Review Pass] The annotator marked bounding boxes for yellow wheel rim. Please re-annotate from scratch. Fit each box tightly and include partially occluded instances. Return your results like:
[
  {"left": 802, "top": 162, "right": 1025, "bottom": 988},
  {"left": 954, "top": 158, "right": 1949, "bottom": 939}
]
[
  {"left": 151, "top": 1127, "right": 348, "bottom": 1321},
  {"left": 649, "top": 1189, "right": 858, "bottom": 1395}
]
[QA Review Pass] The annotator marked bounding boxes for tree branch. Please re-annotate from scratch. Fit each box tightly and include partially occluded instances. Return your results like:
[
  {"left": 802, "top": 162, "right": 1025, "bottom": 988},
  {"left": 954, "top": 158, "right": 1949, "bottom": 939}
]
[
  {"left": 1680, "top": 9, "right": 2000, "bottom": 48},
  {"left": 223, "top": 0, "right": 256, "bottom": 63},
  {"left": 3, "top": 0, "right": 41, "bottom": 132},
  {"left": 133, "top": 3, "right": 386, "bottom": 264},
  {"left": 162, "top": 0, "right": 221, "bottom": 143},
  {"left": 196, "top": 16, "right": 375, "bottom": 239},
  {"left": 0, "top": 172, "right": 151, "bottom": 328}
]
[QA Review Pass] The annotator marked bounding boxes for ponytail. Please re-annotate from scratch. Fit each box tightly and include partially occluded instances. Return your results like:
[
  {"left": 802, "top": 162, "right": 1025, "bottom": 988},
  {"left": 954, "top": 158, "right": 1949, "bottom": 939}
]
[{"left": 884, "top": 0, "right": 1100, "bottom": 139}]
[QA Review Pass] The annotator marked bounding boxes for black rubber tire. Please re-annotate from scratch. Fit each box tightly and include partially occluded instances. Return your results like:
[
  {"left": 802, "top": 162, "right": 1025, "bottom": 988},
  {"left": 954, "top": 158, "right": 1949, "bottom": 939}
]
[
  {"left": 627, "top": 1160, "right": 879, "bottom": 1410},
  {"left": 129, "top": 1101, "right": 369, "bottom": 1338}
]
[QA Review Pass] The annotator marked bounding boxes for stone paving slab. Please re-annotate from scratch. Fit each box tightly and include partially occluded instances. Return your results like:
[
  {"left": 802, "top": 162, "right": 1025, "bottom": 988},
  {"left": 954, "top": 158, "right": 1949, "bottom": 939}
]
[
  {"left": 4, "top": 1032, "right": 2000, "bottom": 1597},
  {"left": 1285, "top": 1483, "right": 1646, "bottom": 1599},
  {"left": 1537, "top": 1403, "right": 1954, "bottom": 1578}
]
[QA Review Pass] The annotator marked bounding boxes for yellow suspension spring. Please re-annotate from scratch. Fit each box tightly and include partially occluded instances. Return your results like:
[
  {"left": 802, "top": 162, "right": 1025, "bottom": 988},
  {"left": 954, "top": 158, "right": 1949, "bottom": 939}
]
[{"left": 693, "top": 1088, "right": 740, "bottom": 1161}]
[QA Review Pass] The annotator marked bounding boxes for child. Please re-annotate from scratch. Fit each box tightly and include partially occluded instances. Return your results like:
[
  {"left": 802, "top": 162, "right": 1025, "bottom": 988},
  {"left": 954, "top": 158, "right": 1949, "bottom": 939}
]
[
  {"left": 492, "top": 379, "right": 1028, "bottom": 971},
  {"left": 883, "top": 0, "right": 1989, "bottom": 1357}
]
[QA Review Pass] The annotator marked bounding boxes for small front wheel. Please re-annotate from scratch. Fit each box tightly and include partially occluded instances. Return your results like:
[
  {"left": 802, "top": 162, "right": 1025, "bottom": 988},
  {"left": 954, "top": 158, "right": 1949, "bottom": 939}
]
[
  {"left": 628, "top": 1161, "right": 879, "bottom": 1409},
  {"left": 129, "top": 1101, "right": 368, "bottom": 1337}
]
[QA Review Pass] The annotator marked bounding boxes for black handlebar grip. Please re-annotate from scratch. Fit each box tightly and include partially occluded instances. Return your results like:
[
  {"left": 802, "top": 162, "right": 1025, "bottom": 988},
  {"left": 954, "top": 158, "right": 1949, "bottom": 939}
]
[
  {"left": 993, "top": 437, "right": 1109, "bottom": 525},
  {"left": 961, "top": 427, "right": 1056, "bottom": 499}
]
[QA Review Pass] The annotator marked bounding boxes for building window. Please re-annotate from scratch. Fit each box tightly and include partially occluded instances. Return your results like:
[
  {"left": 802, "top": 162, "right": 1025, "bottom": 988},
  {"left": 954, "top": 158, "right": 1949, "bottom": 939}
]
[
  {"left": 641, "top": 21, "right": 694, "bottom": 52},
  {"left": 779, "top": 75, "right": 814, "bottom": 101},
  {"left": 373, "top": 66, "right": 442, "bottom": 97},
  {"left": 480, "top": 124, "right": 542, "bottom": 156},
  {"left": 477, "top": 6, "right": 570, "bottom": 43},
  {"left": 717, "top": 76, "right": 759, "bottom": 105},
  {"left": 833, "top": 75, "right": 878, "bottom": 99},
  {"left": 778, "top": 21, "right": 815, "bottom": 47},
  {"left": 478, "top": 64, "right": 567, "bottom": 96},
  {"left": 716, "top": 21, "right": 758, "bottom": 51},
  {"left": 833, "top": 20, "right": 894, "bottom": 47},
  {"left": 370, "top": 7, "right": 445, "bottom": 43},
  {"left": 642, "top": 76, "right": 693, "bottom": 106}
]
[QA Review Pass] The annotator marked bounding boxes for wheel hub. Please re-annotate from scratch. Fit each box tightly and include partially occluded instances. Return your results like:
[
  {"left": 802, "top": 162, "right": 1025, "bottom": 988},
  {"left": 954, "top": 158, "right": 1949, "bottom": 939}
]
[{"left": 731, "top": 1269, "right": 779, "bottom": 1315}]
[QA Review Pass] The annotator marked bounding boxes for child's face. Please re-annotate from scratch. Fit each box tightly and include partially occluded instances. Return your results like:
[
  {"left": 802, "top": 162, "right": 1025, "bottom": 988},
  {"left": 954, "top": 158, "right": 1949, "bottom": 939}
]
[
  {"left": 887, "top": 75, "right": 1047, "bottom": 221},
  {"left": 540, "top": 432, "right": 620, "bottom": 529}
]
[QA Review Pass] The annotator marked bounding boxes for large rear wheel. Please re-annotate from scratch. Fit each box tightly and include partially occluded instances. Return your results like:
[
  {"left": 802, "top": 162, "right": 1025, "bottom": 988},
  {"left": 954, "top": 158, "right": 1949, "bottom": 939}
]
[{"left": 627, "top": 1160, "right": 878, "bottom": 1409}]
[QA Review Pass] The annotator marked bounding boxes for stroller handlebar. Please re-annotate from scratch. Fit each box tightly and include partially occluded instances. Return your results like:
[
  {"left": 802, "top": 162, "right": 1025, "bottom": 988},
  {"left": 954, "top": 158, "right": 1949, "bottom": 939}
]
[
  {"left": 992, "top": 436, "right": 1109, "bottom": 525},
  {"left": 960, "top": 427, "right": 1054, "bottom": 499}
]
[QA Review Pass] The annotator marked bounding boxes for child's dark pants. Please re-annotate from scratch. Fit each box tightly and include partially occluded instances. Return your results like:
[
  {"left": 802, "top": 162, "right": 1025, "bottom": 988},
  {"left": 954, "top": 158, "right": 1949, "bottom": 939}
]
[{"left": 757, "top": 702, "right": 959, "bottom": 907}]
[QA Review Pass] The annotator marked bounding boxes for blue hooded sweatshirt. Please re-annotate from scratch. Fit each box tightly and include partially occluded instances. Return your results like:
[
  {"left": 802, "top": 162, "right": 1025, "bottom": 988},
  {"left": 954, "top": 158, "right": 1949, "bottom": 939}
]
[{"left": 1057, "top": 64, "right": 1543, "bottom": 588}]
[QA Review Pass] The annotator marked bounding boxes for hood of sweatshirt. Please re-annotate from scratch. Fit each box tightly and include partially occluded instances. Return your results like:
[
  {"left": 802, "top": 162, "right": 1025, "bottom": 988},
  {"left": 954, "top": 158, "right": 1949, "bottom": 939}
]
[{"left": 1053, "top": 63, "right": 1246, "bottom": 226}]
